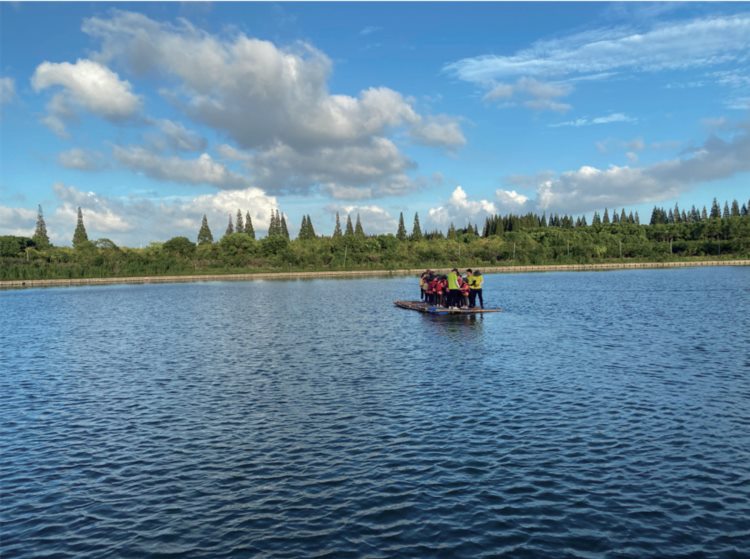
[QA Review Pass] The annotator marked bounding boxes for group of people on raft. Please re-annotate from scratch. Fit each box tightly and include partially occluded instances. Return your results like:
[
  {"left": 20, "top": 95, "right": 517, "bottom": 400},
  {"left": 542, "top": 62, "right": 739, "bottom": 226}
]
[{"left": 420, "top": 268, "right": 484, "bottom": 309}]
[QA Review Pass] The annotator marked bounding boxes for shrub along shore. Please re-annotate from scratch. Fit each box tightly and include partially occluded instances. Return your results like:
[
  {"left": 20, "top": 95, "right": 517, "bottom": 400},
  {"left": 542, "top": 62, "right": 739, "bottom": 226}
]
[{"left": 1, "top": 259, "right": 748, "bottom": 290}]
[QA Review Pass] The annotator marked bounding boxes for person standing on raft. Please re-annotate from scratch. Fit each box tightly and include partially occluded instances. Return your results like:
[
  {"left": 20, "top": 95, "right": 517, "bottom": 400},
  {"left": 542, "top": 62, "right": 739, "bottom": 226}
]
[
  {"left": 468, "top": 269, "right": 484, "bottom": 309},
  {"left": 446, "top": 268, "right": 461, "bottom": 308}
]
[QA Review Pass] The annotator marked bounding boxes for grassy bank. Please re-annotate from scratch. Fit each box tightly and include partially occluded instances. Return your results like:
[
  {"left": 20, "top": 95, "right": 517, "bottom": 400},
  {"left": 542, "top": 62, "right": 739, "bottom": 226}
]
[{"left": 2, "top": 259, "right": 748, "bottom": 290}]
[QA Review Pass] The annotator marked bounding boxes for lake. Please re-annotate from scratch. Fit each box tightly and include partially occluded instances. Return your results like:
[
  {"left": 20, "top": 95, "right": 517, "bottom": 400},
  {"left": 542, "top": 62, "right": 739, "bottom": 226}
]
[{"left": 2, "top": 267, "right": 749, "bottom": 558}]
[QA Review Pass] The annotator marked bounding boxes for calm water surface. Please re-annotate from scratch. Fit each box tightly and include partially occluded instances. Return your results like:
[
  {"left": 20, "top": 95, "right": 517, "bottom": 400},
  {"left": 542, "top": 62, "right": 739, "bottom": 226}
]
[{"left": 2, "top": 267, "right": 749, "bottom": 558}]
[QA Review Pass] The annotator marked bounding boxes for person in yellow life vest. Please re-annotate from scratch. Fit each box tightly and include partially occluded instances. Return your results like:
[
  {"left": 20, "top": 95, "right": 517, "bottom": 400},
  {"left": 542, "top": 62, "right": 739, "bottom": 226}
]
[
  {"left": 446, "top": 268, "right": 460, "bottom": 308},
  {"left": 468, "top": 269, "right": 484, "bottom": 309}
]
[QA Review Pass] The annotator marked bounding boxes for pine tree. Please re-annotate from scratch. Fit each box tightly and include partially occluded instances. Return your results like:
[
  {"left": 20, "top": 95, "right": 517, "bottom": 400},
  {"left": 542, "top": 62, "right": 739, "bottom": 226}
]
[
  {"left": 245, "top": 212, "right": 255, "bottom": 239},
  {"left": 33, "top": 204, "right": 51, "bottom": 249},
  {"left": 723, "top": 201, "right": 730, "bottom": 219},
  {"left": 710, "top": 198, "right": 721, "bottom": 219},
  {"left": 298, "top": 215, "right": 308, "bottom": 239},
  {"left": 345, "top": 214, "right": 354, "bottom": 237},
  {"left": 673, "top": 203, "right": 681, "bottom": 223},
  {"left": 602, "top": 208, "right": 610, "bottom": 224},
  {"left": 72, "top": 207, "right": 89, "bottom": 248},
  {"left": 333, "top": 212, "right": 342, "bottom": 238},
  {"left": 701, "top": 206, "right": 708, "bottom": 221},
  {"left": 592, "top": 211, "right": 601, "bottom": 225},
  {"left": 224, "top": 214, "right": 234, "bottom": 237},
  {"left": 411, "top": 212, "right": 422, "bottom": 240},
  {"left": 306, "top": 215, "right": 316, "bottom": 238},
  {"left": 731, "top": 199, "right": 741, "bottom": 217},
  {"left": 396, "top": 212, "right": 407, "bottom": 240},
  {"left": 197, "top": 214, "right": 213, "bottom": 245},
  {"left": 354, "top": 213, "right": 364, "bottom": 237},
  {"left": 236, "top": 210, "right": 244, "bottom": 234},
  {"left": 619, "top": 209, "right": 627, "bottom": 224},
  {"left": 447, "top": 222, "right": 457, "bottom": 240},
  {"left": 280, "top": 213, "right": 289, "bottom": 239},
  {"left": 613, "top": 210, "right": 620, "bottom": 224},
  {"left": 634, "top": 211, "right": 640, "bottom": 225}
]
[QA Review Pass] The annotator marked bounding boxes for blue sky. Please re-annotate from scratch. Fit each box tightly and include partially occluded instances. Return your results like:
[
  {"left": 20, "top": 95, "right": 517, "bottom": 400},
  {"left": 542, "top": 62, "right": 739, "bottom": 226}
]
[{"left": 1, "top": 2, "right": 749, "bottom": 246}]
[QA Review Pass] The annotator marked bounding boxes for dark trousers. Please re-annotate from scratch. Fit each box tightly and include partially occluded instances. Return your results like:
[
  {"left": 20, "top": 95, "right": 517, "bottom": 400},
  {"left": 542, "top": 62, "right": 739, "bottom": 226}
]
[{"left": 470, "top": 289, "right": 483, "bottom": 309}]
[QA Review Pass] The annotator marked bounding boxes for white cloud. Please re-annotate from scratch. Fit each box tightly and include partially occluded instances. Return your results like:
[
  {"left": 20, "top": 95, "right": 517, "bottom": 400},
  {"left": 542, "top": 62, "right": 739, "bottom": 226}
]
[
  {"left": 359, "top": 26, "right": 382, "bottom": 36},
  {"left": 58, "top": 148, "right": 106, "bottom": 171},
  {"left": 0, "top": 206, "right": 36, "bottom": 236},
  {"left": 113, "top": 146, "right": 251, "bottom": 189},
  {"left": 222, "top": 138, "right": 418, "bottom": 198},
  {"left": 550, "top": 112, "right": 637, "bottom": 127},
  {"left": 32, "top": 59, "right": 141, "bottom": 134},
  {"left": 409, "top": 115, "right": 467, "bottom": 148},
  {"left": 484, "top": 77, "right": 572, "bottom": 113},
  {"left": 80, "top": 10, "right": 462, "bottom": 199},
  {"left": 151, "top": 119, "right": 207, "bottom": 152},
  {"left": 428, "top": 185, "right": 497, "bottom": 228},
  {"left": 0, "top": 77, "right": 16, "bottom": 105},
  {"left": 5, "top": 183, "right": 278, "bottom": 246},
  {"left": 447, "top": 15, "right": 750, "bottom": 84},
  {"left": 510, "top": 125, "right": 750, "bottom": 214},
  {"left": 326, "top": 204, "right": 397, "bottom": 235}
]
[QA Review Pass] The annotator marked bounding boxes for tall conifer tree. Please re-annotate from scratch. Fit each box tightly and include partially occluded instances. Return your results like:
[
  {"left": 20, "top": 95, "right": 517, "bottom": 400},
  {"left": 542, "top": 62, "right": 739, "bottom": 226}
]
[
  {"left": 72, "top": 207, "right": 89, "bottom": 248},
  {"left": 197, "top": 214, "right": 213, "bottom": 245},
  {"left": 225, "top": 214, "right": 234, "bottom": 237},
  {"left": 354, "top": 214, "right": 364, "bottom": 237},
  {"left": 396, "top": 212, "right": 407, "bottom": 240},
  {"left": 280, "top": 212, "right": 289, "bottom": 239},
  {"left": 411, "top": 212, "right": 422, "bottom": 240},
  {"left": 333, "top": 212, "right": 342, "bottom": 238},
  {"left": 236, "top": 210, "right": 244, "bottom": 234},
  {"left": 345, "top": 215, "right": 354, "bottom": 237},
  {"left": 602, "top": 208, "right": 610, "bottom": 224},
  {"left": 245, "top": 212, "right": 255, "bottom": 239},
  {"left": 298, "top": 215, "right": 309, "bottom": 239},
  {"left": 33, "top": 204, "right": 51, "bottom": 249},
  {"left": 306, "top": 215, "right": 316, "bottom": 238}
]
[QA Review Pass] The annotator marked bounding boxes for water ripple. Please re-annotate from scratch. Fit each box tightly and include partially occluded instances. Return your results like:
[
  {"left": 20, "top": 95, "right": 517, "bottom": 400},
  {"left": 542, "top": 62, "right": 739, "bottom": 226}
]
[{"left": 2, "top": 268, "right": 750, "bottom": 557}]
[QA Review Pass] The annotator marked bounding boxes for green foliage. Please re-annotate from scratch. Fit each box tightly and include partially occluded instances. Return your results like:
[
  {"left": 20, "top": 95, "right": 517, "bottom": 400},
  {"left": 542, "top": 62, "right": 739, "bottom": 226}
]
[
  {"left": 3, "top": 198, "right": 748, "bottom": 281},
  {"left": 397, "top": 212, "right": 407, "bottom": 240},
  {"left": 33, "top": 205, "right": 51, "bottom": 249},
  {"left": 411, "top": 212, "right": 422, "bottom": 241},
  {"left": 72, "top": 207, "right": 89, "bottom": 248},
  {"left": 245, "top": 212, "right": 255, "bottom": 239},
  {"left": 333, "top": 213, "right": 342, "bottom": 238},
  {"left": 197, "top": 214, "right": 213, "bottom": 245},
  {"left": 163, "top": 236, "right": 196, "bottom": 257}
]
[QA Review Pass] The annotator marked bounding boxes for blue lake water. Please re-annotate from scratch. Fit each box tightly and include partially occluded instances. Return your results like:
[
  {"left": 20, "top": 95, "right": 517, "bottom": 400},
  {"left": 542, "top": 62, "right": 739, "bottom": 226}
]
[{"left": 2, "top": 267, "right": 749, "bottom": 558}]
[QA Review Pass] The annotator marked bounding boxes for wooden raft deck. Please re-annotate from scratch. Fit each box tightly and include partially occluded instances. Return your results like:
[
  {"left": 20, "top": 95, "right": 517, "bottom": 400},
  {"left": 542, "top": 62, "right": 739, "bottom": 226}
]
[{"left": 394, "top": 300, "right": 502, "bottom": 314}]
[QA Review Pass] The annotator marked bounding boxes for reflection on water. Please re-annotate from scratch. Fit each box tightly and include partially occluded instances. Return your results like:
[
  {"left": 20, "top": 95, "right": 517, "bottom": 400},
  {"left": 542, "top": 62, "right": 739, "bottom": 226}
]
[{"left": 2, "top": 267, "right": 749, "bottom": 558}]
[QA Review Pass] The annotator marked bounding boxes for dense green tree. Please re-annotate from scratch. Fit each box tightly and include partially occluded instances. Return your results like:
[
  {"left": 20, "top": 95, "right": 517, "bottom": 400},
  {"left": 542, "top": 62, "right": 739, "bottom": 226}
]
[
  {"left": 33, "top": 205, "right": 51, "bottom": 249},
  {"left": 592, "top": 211, "right": 601, "bottom": 225},
  {"left": 396, "top": 212, "right": 407, "bottom": 240},
  {"left": 411, "top": 212, "right": 422, "bottom": 240},
  {"left": 245, "top": 212, "right": 255, "bottom": 239},
  {"left": 224, "top": 215, "right": 234, "bottom": 237},
  {"left": 731, "top": 199, "right": 741, "bottom": 217},
  {"left": 710, "top": 198, "right": 721, "bottom": 219},
  {"left": 163, "top": 236, "right": 196, "bottom": 257},
  {"left": 236, "top": 210, "right": 244, "bottom": 234},
  {"left": 602, "top": 208, "right": 610, "bottom": 224},
  {"left": 447, "top": 222, "right": 457, "bottom": 240},
  {"left": 354, "top": 214, "right": 365, "bottom": 238},
  {"left": 280, "top": 213, "right": 290, "bottom": 239},
  {"left": 306, "top": 215, "right": 316, "bottom": 238},
  {"left": 197, "top": 214, "right": 213, "bottom": 245},
  {"left": 72, "top": 207, "right": 89, "bottom": 248},
  {"left": 345, "top": 215, "right": 354, "bottom": 237},
  {"left": 269, "top": 210, "right": 279, "bottom": 236},
  {"left": 723, "top": 201, "right": 731, "bottom": 220},
  {"left": 333, "top": 212, "right": 342, "bottom": 238}
]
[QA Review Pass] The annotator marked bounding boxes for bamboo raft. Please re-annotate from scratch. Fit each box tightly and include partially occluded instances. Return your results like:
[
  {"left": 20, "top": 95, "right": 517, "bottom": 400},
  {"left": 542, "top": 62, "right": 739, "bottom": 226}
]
[{"left": 394, "top": 300, "right": 502, "bottom": 315}]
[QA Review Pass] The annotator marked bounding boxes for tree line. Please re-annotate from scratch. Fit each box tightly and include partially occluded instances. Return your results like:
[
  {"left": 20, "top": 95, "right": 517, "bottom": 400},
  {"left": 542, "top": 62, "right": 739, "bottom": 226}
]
[{"left": 1, "top": 198, "right": 748, "bottom": 280}]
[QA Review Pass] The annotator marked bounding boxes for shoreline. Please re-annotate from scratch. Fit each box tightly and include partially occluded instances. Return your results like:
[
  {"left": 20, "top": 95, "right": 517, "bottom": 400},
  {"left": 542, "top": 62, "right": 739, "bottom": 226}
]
[{"left": 1, "top": 259, "right": 748, "bottom": 290}]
